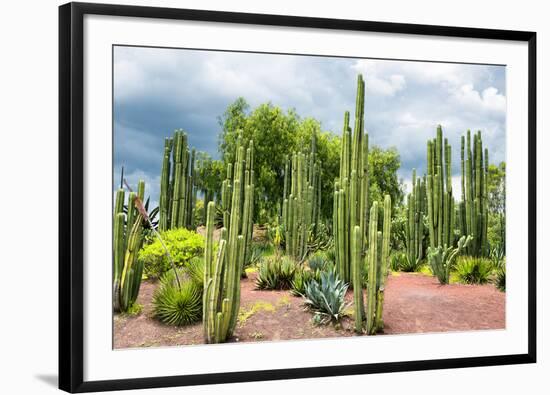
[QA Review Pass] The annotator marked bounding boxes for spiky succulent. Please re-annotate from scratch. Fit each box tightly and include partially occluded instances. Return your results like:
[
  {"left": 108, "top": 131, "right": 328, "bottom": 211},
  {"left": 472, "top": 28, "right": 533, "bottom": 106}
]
[
  {"left": 290, "top": 267, "right": 320, "bottom": 297},
  {"left": 303, "top": 270, "right": 349, "bottom": 324},
  {"left": 152, "top": 270, "right": 202, "bottom": 326},
  {"left": 455, "top": 256, "right": 493, "bottom": 284},
  {"left": 494, "top": 267, "right": 506, "bottom": 292},
  {"left": 186, "top": 257, "right": 204, "bottom": 289},
  {"left": 255, "top": 256, "right": 297, "bottom": 290}
]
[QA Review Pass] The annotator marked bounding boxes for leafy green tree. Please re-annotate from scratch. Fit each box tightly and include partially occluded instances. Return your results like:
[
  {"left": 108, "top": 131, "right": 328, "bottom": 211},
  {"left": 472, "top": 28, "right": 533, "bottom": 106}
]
[
  {"left": 218, "top": 99, "right": 340, "bottom": 223},
  {"left": 194, "top": 152, "right": 224, "bottom": 224},
  {"left": 368, "top": 146, "right": 404, "bottom": 213}
]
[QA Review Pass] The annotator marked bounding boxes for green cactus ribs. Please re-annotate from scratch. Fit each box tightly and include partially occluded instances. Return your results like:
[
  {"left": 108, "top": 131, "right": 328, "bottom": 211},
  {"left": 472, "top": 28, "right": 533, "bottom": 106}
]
[
  {"left": 159, "top": 129, "right": 197, "bottom": 231},
  {"left": 459, "top": 130, "right": 489, "bottom": 257},
  {"left": 282, "top": 132, "right": 322, "bottom": 261},
  {"left": 333, "top": 74, "right": 369, "bottom": 285},
  {"left": 113, "top": 180, "right": 147, "bottom": 313},
  {"left": 203, "top": 135, "right": 254, "bottom": 343},
  {"left": 405, "top": 169, "right": 426, "bottom": 269},
  {"left": 351, "top": 195, "right": 391, "bottom": 335}
]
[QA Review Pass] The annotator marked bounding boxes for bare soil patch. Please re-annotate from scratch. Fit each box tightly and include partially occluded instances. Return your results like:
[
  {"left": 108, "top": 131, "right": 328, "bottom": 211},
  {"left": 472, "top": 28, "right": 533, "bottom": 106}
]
[{"left": 114, "top": 272, "right": 505, "bottom": 349}]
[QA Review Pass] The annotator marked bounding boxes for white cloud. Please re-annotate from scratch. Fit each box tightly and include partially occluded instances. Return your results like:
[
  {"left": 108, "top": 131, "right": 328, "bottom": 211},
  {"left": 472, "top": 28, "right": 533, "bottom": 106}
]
[
  {"left": 352, "top": 60, "right": 406, "bottom": 96},
  {"left": 452, "top": 84, "right": 506, "bottom": 115}
]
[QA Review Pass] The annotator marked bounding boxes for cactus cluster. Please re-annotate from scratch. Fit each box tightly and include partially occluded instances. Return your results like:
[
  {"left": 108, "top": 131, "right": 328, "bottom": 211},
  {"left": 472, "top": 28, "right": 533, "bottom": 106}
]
[
  {"left": 426, "top": 125, "right": 455, "bottom": 250},
  {"left": 351, "top": 195, "right": 391, "bottom": 334},
  {"left": 282, "top": 133, "right": 322, "bottom": 260},
  {"left": 113, "top": 180, "right": 146, "bottom": 313},
  {"left": 159, "top": 130, "right": 197, "bottom": 231},
  {"left": 203, "top": 137, "right": 254, "bottom": 343},
  {"left": 405, "top": 169, "right": 426, "bottom": 267},
  {"left": 334, "top": 74, "right": 369, "bottom": 284},
  {"left": 459, "top": 130, "right": 489, "bottom": 256}
]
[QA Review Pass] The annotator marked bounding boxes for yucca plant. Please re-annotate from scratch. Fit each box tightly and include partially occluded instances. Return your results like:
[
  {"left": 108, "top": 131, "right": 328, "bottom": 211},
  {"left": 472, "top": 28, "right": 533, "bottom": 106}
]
[
  {"left": 152, "top": 269, "right": 202, "bottom": 326},
  {"left": 255, "top": 255, "right": 297, "bottom": 290},
  {"left": 303, "top": 270, "right": 349, "bottom": 324},
  {"left": 186, "top": 256, "right": 205, "bottom": 289},
  {"left": 455, "top": 256, "right": 493, "bottom": 284}
]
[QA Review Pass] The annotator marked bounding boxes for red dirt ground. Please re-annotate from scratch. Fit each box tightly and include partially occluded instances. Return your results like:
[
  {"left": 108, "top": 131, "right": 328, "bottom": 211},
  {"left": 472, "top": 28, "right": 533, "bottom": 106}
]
[{"left": 114, "top": 272, "right": 505, "bottom": 349}]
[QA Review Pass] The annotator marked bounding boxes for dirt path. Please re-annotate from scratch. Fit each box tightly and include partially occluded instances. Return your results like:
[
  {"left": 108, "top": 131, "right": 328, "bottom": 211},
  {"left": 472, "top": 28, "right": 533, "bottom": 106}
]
[{"left": 114, "top": 272, "right": 505, "bottom": 349}]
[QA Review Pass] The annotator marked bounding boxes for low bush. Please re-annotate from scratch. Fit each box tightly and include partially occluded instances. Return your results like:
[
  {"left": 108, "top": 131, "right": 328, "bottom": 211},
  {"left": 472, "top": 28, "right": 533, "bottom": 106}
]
[
  {"left": 291, "top": 267, "right": 320, "bottom": 296},
  {"left": 455, "top": 256, "right": 493, "bottom": 284},
  {"left": 307, "top": 251, "right": 331, "bottom": 272},
  {"left": 139, "top": 228, "right": 205, "bottom": 279},
  {"left": 494, "top": 267, "right": 506, "bottom": 292},
  {"left": 303, "top": 270, "right": 349, "bottom": 324},
  {"left": 152, "top": 269, "right": 202, "bottom": 326},
  {"left": 255, "top": 255, "right": 297, "bottom": 290}
]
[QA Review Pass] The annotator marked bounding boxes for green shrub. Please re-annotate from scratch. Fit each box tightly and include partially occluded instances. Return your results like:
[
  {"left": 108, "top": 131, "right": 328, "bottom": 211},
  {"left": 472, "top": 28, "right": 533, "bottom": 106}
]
[
  {"left": 307, "top": 251, "right": 330, "bottom": 272},
  {"left": 303, "top": 270, "right": 349, "bottom": 324},
  {"left": 291, "top": 267, "right": 320, "bottom": 296},
  {"left": 255, "top": 255, "right": 297, "bottom": 290},
  {"left": 455, "top": 256, "right": 493, "bottom": 284},
  {"left": 494, "top": 267, "right": 506, "bottom": 291},
  {"left": 139, "top": 228, "right": 205, "bottom": 279},
  {"left": 152, "top": 269, "right": 202, "bottom": 326},
  {"left": 247, "top": 241, "right": 273, "bottom": 267}
]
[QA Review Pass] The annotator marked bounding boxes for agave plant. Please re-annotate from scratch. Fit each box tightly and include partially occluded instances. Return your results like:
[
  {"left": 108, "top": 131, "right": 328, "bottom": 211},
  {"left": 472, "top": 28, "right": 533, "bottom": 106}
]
[
  {"left": 255, "top": 256, "right": 297, "bottom": 290},
  {"left": 303, "top": 270, "right": 349, "bottom": 324},
  {"left": 152, "top": 269, "right": 202, "bottom": 326}
]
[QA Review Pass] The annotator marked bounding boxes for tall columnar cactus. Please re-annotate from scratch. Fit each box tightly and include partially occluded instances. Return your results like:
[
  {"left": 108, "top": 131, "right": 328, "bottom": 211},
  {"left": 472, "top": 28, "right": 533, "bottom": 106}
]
[
  {"left": 113, "top": 180, "right": 146, "bottom": 313},
  {"left": 426, "top": 125, "right": 455, "bottom": 250},
  {"left": 334, "top": 74, "right": 369, "bottom": 284},
  {"left": 220, "top": 135, "right": 255, "bottom": 264},
  {"left": 406, "top": 169, "right": 426, "bottom": 267},
  {"left": 159, "top": 129, "right": 197, "bottom": 231},
  {"left": 459, "top": 130, "right": 489, "bottom": 256},
  {"left": 203, "top": 138, "right": 254, "bottom": 343},
  {"left": 281, "top": 133, "right": 321, "bottom": 260},
  {"left": 351, "top": 195, "right": 391, "bottom": 334}
]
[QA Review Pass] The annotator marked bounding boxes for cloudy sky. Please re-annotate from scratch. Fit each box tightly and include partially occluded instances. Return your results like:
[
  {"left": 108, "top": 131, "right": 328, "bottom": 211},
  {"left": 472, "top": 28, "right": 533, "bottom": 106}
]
[{"left": 114, "top": 45, "right": 506, "bottom": 206}]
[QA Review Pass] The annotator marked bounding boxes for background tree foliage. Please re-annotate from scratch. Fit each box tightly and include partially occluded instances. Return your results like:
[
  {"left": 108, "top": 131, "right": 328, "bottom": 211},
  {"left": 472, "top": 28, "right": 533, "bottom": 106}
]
[{"left": 217, "top": 98, "right": 405, "bottom": 224}]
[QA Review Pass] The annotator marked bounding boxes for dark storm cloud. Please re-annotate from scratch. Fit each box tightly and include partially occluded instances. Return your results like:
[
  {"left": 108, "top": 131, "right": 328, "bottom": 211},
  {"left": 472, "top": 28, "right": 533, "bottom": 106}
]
[{"left": 114, "top": 46, "right": 506, "bottom": 202}]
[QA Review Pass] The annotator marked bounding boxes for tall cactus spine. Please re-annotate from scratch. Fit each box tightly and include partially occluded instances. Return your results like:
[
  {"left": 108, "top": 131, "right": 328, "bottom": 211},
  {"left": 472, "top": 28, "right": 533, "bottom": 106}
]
[
  {"left": 159, "top": 129, "right": 196, "bottom": 231},
  {"left": 406, "top": 169, "right": 426, "bottom": 266},
  {"left": 113, "top": 180, "right": 147, "bottom": 313},
  {"left": 460, "top": 130, "right": 489, "bottom": 256},
  {"left": 426, "top": 125, "right": 454, "bottom": 250},
  {"left": 282, "top": 133, "right": 321, "bottom": 260},
  {"left": 360, "top": 195, "right": 391, "bottom": 335},
  {"left": 334, "top": 74, "right": 368, "bottom": 284},
  {"left": 203, "top": 137, "right": 254, "bottom": 343}
]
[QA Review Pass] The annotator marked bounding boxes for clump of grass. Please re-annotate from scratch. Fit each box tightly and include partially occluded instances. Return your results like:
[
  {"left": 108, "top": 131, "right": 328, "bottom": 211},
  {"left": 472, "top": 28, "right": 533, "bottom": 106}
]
[
  {"left": 238, "top": 301, "right": 275, "bottom": 325},
  {"left": 455, "top": 256, "right": 493, "bottom": 284},
  {"left": 494, "top": 268, "right": 506, "bottom": 292}
]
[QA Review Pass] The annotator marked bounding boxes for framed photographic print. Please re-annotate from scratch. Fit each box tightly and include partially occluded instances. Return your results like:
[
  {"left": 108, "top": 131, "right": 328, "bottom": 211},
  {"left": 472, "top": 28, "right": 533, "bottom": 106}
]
[{"left": 59, "top": 2, "right": 537, "bottom": 393}]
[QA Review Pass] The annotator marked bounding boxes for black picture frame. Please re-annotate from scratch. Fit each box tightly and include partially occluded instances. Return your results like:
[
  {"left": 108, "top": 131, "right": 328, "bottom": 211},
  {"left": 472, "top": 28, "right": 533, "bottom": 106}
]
[{"left": 59, "top": 2, "right": 537, "bottom": 393}]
